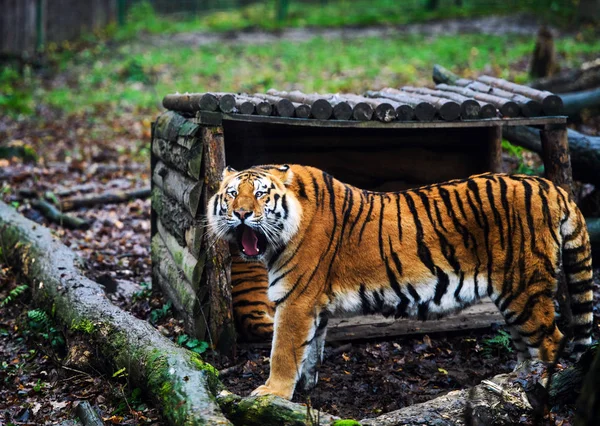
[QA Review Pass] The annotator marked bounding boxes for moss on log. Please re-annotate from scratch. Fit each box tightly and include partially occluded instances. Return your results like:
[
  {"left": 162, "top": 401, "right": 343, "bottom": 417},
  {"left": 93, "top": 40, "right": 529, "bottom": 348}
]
[
  {"left": 156, "top": 219, "right": 204, "bottom": 287},
  {"left": 0, "top": 201, "right": 231, "bottom": 426},
  {"left": 153, "top": 161, "right": 203, "bottom": 218},
  {"left": 216, "top": 391, "right": 338, "bottom": 426}
]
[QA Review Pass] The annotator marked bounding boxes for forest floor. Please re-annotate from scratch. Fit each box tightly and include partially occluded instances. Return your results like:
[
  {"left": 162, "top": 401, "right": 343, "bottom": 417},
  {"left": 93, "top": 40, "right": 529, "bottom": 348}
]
[{"left": 1, "top": 14, "right": 600, "bottom": 426}]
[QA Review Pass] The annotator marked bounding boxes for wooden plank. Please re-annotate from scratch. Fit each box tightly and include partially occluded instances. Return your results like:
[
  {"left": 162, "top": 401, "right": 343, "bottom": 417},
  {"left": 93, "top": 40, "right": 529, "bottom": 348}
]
[
  {"left": 326, "top": 299, "right": 503, "bottom": 343},
  {"left": 221, "top": 113, "right": 566, "bottom": 129},
  {"left": 540, "top": 123, "right": 574, "bottom": 196}
]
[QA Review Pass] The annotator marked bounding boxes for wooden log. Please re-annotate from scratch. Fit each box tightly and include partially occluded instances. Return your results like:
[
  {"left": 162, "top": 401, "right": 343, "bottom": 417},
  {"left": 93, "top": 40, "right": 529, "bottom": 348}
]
[
  {"left": 75, "top": 400, "right": 104, "bottom": 426},
  {"left": 478, "top": 75, "right": 563, "bottom": 115},
  {"left": 162, "top": 93, "right": 202, "bottom": 113},
  {"left": 152, "top": 266, "right": 208, "bottom": 339},
  {"left": 325, "top": 94, "right": 353, "bottom": 120},
  {"left": 217, "top": 391, "right": 337, "bottom": 426},
  {"left": 152, "top": 136, "right": 204, "bottom": 180},
  {"left": 326, "top": 300, "right": 502, "bottom": 343},
  {"left": 293, "top": 103, "right": 311, "bottom": 119},
  {"left": 560, "top": 87, "right": 600, "bottom": 117},
  {"left": 531, "top": 57, "right": 600, "bottom": 93},
  {"left": 154, "top": 111, "right": 191, "bottom": 143},
  {"left": 365, "top": 90, "right": 436, "bottom": 121},
  {"left": 152, "top": 161, "right": 203, "bottom": 218},
  {"left": 152, "top": 187, "right": 200, "bottom": 251},
  {"left": 200, "top": 126, "right": 236, "bottom": 356},
  {"left": 502, "top": 126, "right": 600, "bottom": 187},
  {"left": 252, "top": 94, "right": 296, "bottom": 117},
  {"left": 235, "top": 95, "right": 272, "bottom": 116},
  {"left": 487, "top": 126, "right": 503, "bottom": 173},
  {"left": 266, "top": 89, "right": 333, "bottom": 120},
  {"left": 235, "top": 98, "right": 255, "bottom": 115},
  {"left": 432, "top": 63, "right": 459, "bottom": 85},
  {"left": 398, "top": 87, "right": 461, "bottom": 121},
  {"left": 455, "top": 79, "right": 542, "bottom": 117},
  {"left": 59, "top": 187, "right": 151, "bottom": 212},
  {"left": 435, "top": 84, "right": 520, "bottom": 118},
  {"left": 157, "top": 219, "right": 203, "bottom": 286},
  {"left": 540, "top": 124, "right": 574, "bottom": 195},
  {"left": 30, "top": 199, "right": 89, "bottom": 229},
  {"left": 401, "top": 86, "right": 484, "bottom": 119},
  {"left": 0, "top": 201, "right": 232, "bottom": 426}
]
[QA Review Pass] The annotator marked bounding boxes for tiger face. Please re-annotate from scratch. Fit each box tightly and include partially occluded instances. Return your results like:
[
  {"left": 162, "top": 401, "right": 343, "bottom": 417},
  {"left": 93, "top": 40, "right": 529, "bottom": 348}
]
[{"left": 207, "top": 164, "right": 302, "bottom": 261}]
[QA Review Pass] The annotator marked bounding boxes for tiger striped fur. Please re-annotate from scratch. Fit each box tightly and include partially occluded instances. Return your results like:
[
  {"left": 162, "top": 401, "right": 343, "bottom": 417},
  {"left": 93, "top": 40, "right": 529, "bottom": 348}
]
[
  {"left": 230, "top": 247, "right": 274, "bottom": 341},
  {"left": 207, "top": 164, "right": 594, "bottom": 400}
]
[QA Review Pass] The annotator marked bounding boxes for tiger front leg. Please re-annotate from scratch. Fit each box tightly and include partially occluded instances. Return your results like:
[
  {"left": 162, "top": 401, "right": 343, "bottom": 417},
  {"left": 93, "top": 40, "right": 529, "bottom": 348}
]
[
  {"left": 251, "top": 302, "right": 320, "bottom": 400},
  {"left": 298, "top": 311, "right": 329, "bottom": 391}
]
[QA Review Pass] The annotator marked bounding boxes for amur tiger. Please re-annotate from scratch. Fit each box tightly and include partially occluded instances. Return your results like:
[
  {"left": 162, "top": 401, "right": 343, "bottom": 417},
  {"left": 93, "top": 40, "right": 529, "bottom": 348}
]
[
  {"left": 230, "top": 247, "right": 274, "bottom": 341},
  {"left": 208, "top": 164, "right": 594, "bottom": 400}
]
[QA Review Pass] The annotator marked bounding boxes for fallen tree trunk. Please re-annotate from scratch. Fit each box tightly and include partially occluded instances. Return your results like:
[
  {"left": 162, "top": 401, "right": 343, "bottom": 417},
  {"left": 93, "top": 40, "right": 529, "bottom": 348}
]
[
  {"left": 531, "top": 58, "right": 600, "bottom": 93},
  {"left": 502, "top": 126, "right": 600, "bottom": 187},
  {"left": 361, "top": 357, "right": 592, "bottom": 426},
  {"left": 0, "top": 201, "right": 231, "bottom": 426},
  {"left": 59, "top": 187, "right": 151, "bottom": 212}
]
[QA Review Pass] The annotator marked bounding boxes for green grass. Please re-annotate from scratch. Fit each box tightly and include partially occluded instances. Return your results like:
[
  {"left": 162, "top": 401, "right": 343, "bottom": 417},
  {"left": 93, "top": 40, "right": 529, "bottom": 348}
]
[
  {"left": 8, "top": 30, "right": 595, "bottom": 119},
  {"left": 113, "top": 0, "right": 579, "bottom": 37}
]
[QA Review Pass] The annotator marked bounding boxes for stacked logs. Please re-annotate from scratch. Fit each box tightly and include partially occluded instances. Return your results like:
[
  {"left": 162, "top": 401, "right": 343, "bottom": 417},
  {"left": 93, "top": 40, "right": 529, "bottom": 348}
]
[
  {"left": 162, "top": 78, "right": 563, "bottom": 123},
  {"left": 150, "top": 111, "right": 208, "bottom": 337}
]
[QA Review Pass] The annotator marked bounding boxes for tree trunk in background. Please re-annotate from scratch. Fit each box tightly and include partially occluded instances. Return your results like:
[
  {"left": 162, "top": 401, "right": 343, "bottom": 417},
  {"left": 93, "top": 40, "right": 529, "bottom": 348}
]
[{"left": 530, "top": 26, "right": 557, "bottom": 79}]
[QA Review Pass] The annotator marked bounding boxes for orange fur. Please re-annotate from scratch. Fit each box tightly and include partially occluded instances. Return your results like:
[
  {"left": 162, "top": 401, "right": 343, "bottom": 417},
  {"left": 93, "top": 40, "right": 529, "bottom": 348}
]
[{"left": 208, "top": 164, "right": 594, "bottom": 400}]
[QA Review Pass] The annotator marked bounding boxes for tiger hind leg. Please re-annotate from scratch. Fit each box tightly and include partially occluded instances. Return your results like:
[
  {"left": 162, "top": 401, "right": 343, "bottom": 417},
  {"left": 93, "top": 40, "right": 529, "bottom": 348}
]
[
  {"left": 504, "top": 292, "right": 564, "bottom": 363},
  {"left": 508, "top": 325, "right": 531, "bottom": 363}
]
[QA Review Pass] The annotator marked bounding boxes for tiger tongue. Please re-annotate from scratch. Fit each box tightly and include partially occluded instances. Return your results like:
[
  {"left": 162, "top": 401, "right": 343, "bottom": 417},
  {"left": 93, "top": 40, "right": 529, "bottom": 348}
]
[{"left": 241, "top": 227, "right": 260, "bottom": 256}]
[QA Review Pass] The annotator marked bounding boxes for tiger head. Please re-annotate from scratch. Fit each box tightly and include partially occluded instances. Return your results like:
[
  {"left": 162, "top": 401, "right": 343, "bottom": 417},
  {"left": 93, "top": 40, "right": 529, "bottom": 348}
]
[{"left": 207, "top": 164, "right": 303, "bottom": 261}]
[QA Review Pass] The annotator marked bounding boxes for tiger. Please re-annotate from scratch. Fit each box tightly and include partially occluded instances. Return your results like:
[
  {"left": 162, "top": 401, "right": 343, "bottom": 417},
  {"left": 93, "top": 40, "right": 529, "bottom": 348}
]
[
  {"left": 230, "top": 247, "right": 274, "bottom": 341},
  {"left": 207, "top": 164, "right": 594, "bottom": 400}
]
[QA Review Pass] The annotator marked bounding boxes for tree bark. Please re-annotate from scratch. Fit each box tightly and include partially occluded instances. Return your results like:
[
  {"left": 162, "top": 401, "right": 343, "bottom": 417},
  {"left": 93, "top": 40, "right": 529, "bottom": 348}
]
[
  {"left": 561, "top": 88, "right": 600, "bottom": 117},
  {"left": 59, "top": 188, "right": 151, "bottom": 212},
  {"left": 152, "top": 161, "right": 203, "bottom": 218},
  {"left": 0, "top": 201, "right": 231, "bottom": 426},
  {"left": 30, "top": 199, "right": 89, "bottom": 229},
  {"left": 530, "top": 58, "right": 600, "bottom": 93}
]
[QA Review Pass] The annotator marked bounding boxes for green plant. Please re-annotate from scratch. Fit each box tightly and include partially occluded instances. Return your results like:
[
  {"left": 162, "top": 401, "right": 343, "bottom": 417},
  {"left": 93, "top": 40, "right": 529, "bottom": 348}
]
[
  {"left": 1, "top": 284, "right": 28, "bottom": 307},
  {"left": 177, "top": 334, "right": 209, "bottom": 354},
  {"left": 113, "top": 386, "right": 147, "bottom": 415},
  {"left": 133, "top": 281, "right": 152, "bottom": 302},
  {"left": 27, "top": 309, "right": 65, "bottom": 349},
  {"left": 482, "top": 329, "right": 514, "bottom": 357},
  {"left": 150, "top": 301, "right": 172, "bottom": 324}
]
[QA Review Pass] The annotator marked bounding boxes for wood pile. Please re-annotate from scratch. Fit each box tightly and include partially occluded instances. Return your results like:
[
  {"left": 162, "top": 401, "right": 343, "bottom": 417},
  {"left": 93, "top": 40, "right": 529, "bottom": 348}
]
[
  {"left": 150, "top": 111, "right": 236, "bottom": 353},
  {"left": 162, "top": 76, "right": 564, "bottom": 123}
]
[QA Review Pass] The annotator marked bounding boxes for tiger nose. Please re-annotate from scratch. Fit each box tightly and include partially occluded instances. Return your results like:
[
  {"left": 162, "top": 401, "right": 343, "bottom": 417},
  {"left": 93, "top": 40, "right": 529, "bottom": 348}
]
[{"left": 234, "top": 209, "right": 251, "bottom": 221}]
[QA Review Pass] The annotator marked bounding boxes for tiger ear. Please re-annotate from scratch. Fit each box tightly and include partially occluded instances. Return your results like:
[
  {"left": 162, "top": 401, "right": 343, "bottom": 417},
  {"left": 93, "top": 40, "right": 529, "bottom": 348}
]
[
  {"left": 222, "top": 166, "right": 237, "bottom": 180},
  {"left": 277, "top": 164, "right": 294, "bottom": 186}
]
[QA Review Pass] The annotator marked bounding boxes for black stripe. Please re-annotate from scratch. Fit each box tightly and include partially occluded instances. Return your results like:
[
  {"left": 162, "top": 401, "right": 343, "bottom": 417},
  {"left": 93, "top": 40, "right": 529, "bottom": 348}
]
[
  {"left": 571, "top": 301, "right": 593, "bottom": 315},
  {"left": 404, "top": 192, "right": 436, "bottom": 274},
  {"left": 566, "top": 257, "right": 593, "bottom": 274},
  {"left": 570, "top": 279, "right": 595, "bottom": 294},
  {"left": 406, "top": 283, "right": 420, "bottom": 302},
  {"left": 467, "top": 180, "right": 493, "bottom": 297},
  {"left": 506, "top": 290, "right": 553, "bottom": 326},
  {"left": 418, "top": 302, "right": 429, "bottom": 321},
  {"left": 563, "top": 219, "right": 583, "bottom": 244},
  {"left": 348, "top": 190, "right": 365, "bottom": 239},
  {"left": 438, "top": 187, "right": 471, "bottom": 249},
  {"left": 373, "top": 290, "right": 384, "bottom": 312},
  {"left": 454, "top": 271, "right": 465, "bottom": 302},
  {"left": 538, "top": 182, "right": 560, "bottom": 246},
  {"left": 572, "top": 323, "right": 593, "bottom": 338},
  {"left": 281, "top": 194, "right": 289, "bottom": 218},
  {"left": 358, "top": 193, "right": 375, "bottom": 244},
  {"left": 233, "top": 300, "right": 271, "bottom": 308},
  {"left": 433, "top": 199, "right": 449, "bottom": 234},
  {"left": 273, "top": 272, "right": 306, "bottom": 306},
  {"left": 311, "top": 173, "right": 320, "bottom": 205},
  {"left": 389, "top": 237, "right": 403, "bottom": 275},
  {"left": 269, "top": 266, "right": 296, "bottom": 287},
  {"left": 396, "top": 193, "right": 403, "bottom": 242},
  {"left": 360, "top": 284, "right": 374, "bottom": 315},
  {"left": 213, "top": 195, "right": 220, "bottom": 216},
  {"left": 232, "top": 286, "right": 268, "bottom": 297},
  {"left": 296, "top": 175, "right": 308, "bottom": 199},
  {"left": 486, "top": 179, "right": 505, "bottom": 249},
  {"left": 433, "top": 269, "right": 449, "bottom": 305}
]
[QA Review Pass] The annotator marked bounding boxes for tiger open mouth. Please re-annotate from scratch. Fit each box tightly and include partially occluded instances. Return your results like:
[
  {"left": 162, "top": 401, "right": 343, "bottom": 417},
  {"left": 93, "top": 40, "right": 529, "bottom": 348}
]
[{"left": 236, "top": 224, "right": 268, "bottom": 257}]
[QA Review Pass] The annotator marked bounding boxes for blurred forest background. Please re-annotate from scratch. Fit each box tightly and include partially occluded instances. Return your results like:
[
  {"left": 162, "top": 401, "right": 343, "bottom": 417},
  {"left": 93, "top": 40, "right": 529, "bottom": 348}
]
[{"left": 1, "top": 0, "right": 599, "bottom": 424}]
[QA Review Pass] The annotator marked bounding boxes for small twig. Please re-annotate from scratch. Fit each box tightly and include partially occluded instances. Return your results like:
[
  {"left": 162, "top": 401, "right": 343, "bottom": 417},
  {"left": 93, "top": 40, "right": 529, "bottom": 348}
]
[
  {"left": 30, "top": 199, "right": 89, "bottom": 229},
  {"left": 59, "top": 187, "right": 151, "bottom": 212},
  {"left": 218, "top": 362, "right": 245, "bottom": 378}
]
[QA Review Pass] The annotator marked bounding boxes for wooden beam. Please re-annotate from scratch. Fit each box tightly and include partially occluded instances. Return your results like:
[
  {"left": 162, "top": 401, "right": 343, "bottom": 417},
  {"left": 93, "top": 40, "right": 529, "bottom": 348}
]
[
  {"left": 325, "top": 299, "right": 503, "bottom": 343},
  {"left": 200, "top": 126, "right": 236, "bottom": 356},
  {"left": 540, "top": 123, "right": 574, "bottom": 196}
]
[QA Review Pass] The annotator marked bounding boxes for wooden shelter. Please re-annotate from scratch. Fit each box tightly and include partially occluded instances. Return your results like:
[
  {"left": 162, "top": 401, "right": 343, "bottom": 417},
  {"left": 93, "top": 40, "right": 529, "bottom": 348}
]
[{"left": 150, "top": 77, "right": 572, "bottom": 355}]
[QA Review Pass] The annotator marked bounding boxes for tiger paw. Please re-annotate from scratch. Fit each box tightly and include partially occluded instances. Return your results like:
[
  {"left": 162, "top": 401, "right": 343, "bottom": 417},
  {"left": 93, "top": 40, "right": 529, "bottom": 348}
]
[{"left": 250, "top": 384, "right": 293, "bottom": 400}]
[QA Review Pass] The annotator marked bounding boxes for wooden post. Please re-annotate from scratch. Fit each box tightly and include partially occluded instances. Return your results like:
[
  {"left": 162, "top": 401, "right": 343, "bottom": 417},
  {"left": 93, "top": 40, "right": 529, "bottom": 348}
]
[
  {"left": 200, "top": 126, "right": 236, "bottom": 356},
  {"left": 487, "top": 125, "right": 503, "bottom": 173},
  {"left": 540, "top": 123, "right": 574, "bottom": 196}
]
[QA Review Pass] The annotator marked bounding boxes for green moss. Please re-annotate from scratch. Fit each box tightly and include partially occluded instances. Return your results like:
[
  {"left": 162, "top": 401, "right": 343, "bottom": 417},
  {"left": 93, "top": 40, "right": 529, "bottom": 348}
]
[
  {"left": 70, "top": 318, "right": 96, "bottom": 334},
  {"left": 332, "top": 420, "right": 362, "bottom": 426},
  {"left": 159, "top": 381, "right": 173, "bottom": 399},
  {"left": 190, "top": 354, "right": 221, "bottom": 393}
]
